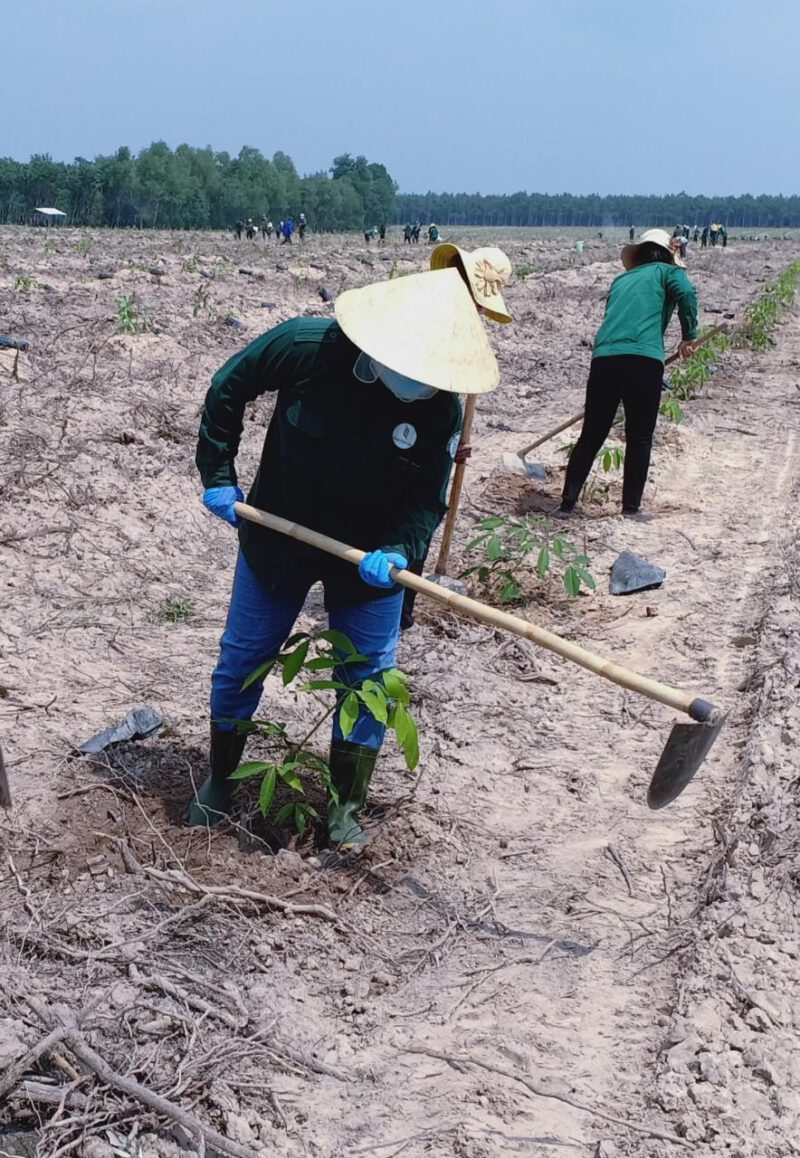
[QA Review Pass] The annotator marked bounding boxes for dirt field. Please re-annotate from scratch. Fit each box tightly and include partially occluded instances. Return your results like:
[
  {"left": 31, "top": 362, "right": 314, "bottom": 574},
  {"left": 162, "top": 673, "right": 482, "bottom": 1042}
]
[{"left": 2, "top": 226, "right": 799, "bottom": 1158}]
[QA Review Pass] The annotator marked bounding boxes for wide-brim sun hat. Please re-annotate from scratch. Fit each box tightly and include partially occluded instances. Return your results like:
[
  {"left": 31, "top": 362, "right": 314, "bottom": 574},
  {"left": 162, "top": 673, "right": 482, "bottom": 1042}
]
[
  {"left": 335, "top": 267, "right": 500, "bottom": 394},
  {"left": 429, "top": 243, "right": 514, "bottom": 324},
  {"left": 621, "top": 228, "right": 685, "bottom": 270}
]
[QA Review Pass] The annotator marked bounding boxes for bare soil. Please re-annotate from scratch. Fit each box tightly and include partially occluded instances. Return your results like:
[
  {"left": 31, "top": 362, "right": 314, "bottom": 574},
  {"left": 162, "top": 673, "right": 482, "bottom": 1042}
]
[{"left": 1, "top": 226, "right": 799, "bottom": 1158}]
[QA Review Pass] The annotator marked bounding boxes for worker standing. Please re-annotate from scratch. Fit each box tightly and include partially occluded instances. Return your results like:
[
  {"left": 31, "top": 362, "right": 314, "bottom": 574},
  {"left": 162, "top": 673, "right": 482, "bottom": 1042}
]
[
  {"left": 556, "top": 229, "right": 698, "bottom": 520},
  {"left": 192, "top": 269, "right": 499, "bottom": 849}
]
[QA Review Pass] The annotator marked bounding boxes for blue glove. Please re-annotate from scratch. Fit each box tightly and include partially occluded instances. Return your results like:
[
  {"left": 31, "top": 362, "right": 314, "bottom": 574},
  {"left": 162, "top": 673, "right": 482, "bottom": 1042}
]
[
  {"left": 358, "top": 549, "right": 408, "bottom": 588},
  {"left": 203, "top": 485, "right": 244, "bottom": 527}
]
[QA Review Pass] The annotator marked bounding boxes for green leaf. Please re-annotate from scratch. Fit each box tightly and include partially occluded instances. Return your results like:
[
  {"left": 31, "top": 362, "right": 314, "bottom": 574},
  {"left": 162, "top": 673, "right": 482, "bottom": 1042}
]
[
  {"left": 278, "top": 765, "right": 304, "bottom": 792},
  {"left": 485, "top": 535, "right": 503, "bottom": 561},
  {"left": 281, "top": 639, "right": 310, "bottom": 685},
  {"left": 499, "top": 581, "right": 521, "bottom": 604},
  {"left": 338, "top": 691, "right": 359, "bottom": 738},
  {"left": 601, "top": 450, "right": 612, "bottom": 472},
  {"left": 357, "top": 685, "right": 388, "bottom": 724},
  {"left": 275, "top": 803, "right": 294, "bottom": 824},
  {"left": 258, "top": 766, "right": 277, "bottom": 815},
  {"left": 300, "top": 678, "right": 351, "bottom": 692},
  {"left": 563, "top": 567, "right": 581, "bottom": 598},
  {"left": 303, "top": 655, "right": 337, "bottom": 671},
  {"left": 392, "top": 704, "right": 419, "bottom": 770},
  {"left": 479, "top": 516, "right": 505, "bottom": 530},
  {"left": 295, "top": 805, "right": 306, "bottom": 837},
  {"left": 282, "top": 632, "right": 311, "bottom": 650},
  {"left": 536, "top": 546, "right": 550, "bottom": 578},
  {"left": 466, "top": 533, "right": 490, "bottom": 551},
  {"left": 551, "top": 538, "right": 566, "bottom": 560},
  {"left": 240, "top": 658, "right": 277, "bottom": 691},
  {"left": 382, "top": 668, "right": 410, "bottom": 706},
  {"left": 316, "top": 629, "right": 358, "bottom": 656},
  {"left": 229, "top": 760, "right": 273, "bottom": 781}
]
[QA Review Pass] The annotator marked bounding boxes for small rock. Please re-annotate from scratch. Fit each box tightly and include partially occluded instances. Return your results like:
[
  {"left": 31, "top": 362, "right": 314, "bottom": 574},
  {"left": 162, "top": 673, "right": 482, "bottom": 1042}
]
[
  {"left": 744, "top": 1007, "right": 772, "bottom": 1032},
  {"left": 343, "top": 954, "right": 363, "bottom": 972},
  {"left": 304, "top": 955, "right": 321, "bottom": 971},
  {"left": 371, "top": 971, "right": 394, "bottom": 989}
]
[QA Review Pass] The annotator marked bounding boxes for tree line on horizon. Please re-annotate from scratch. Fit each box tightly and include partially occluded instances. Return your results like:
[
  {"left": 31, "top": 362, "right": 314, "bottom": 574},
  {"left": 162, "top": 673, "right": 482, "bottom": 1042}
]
[{"left": 0, "top": 142, "right": 798, "bottom": 230}]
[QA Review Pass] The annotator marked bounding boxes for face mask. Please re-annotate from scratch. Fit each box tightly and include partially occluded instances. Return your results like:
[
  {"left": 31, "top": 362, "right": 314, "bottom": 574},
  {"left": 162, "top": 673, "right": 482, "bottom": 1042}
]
[{"left": 372, "top": 360, "right": 437, "bottom": 403}]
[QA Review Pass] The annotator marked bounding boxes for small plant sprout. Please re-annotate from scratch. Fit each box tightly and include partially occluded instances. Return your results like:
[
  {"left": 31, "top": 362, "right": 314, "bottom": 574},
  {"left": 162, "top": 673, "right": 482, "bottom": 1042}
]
[
  {"left": 516, "top": 263, "right": 535, "bottom": 280},
  {"left": 153, "top": 596, "right": 197, "bottom": 624},
  {"left": 464, "top": 515, "right": 596, "bottom": 603},
  {"left": 116, "top": 294, "right": 155, "bottom": 334},
  {"left": 14, "top": 275, "right": 37, "bottom": 292},
  {"left": 225, "top": 629, "right": 419, "bottom": 837},
  {"left": 75, "top": 236, "right": 92, "bottom": 257}
]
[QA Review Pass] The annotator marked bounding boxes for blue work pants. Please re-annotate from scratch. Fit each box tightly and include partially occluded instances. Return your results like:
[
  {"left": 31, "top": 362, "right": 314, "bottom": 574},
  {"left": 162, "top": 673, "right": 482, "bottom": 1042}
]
[{"left": 210, "top": 553, "right": 403, "bottom": 750}]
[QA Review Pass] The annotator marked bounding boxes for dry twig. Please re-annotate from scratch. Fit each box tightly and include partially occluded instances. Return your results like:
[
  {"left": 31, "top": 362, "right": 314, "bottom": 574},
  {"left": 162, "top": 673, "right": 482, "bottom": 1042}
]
[{"left": 141, "top": 864, "right": 342, "bottom": 925}]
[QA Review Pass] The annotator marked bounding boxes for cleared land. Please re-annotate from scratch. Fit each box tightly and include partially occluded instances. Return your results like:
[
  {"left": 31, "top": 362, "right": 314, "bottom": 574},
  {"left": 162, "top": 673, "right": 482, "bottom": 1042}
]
[{"left": 1, "top": 226, "right": 799, "bottom": 1158}]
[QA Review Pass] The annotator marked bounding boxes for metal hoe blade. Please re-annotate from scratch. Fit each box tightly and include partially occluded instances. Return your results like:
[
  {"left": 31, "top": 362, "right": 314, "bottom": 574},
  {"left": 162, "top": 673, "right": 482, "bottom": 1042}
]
[
  {"left": 501, "top": 452, "right": 548, "bottom": 481},
  {"left": 647, "top": 712, "right": 728, "bottom": 809}
]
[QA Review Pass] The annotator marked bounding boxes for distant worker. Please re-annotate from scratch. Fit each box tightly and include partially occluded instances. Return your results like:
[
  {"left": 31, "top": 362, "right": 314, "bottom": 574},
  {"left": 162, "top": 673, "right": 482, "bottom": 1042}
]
[
  {"left": 281, "top": 218, "right": 295, "bottom": 245},
  {"left": 298, "top": 213, "right": 307, "bottom": 240},
  {"left": 364, "top": 226, "right": 378, "bottom": 244},
  {"left": 556, "top": 229, "right": 698, "bottom": 520},
  {"left": 246, "top": 218, "right": 257, "bottom": 240},
  {"left": 693, "top": 226, "right": 700, "bottom": 243},
  {"left": 710, "top": 222, "right": 719, "bottom": 247},
  {"left": 701, "top": 226, "right": 709, "bottom": 248},
  {"left": 412, "top": 221, "right": 421, "bottom": 244},
  {"left": 721, "top": 225, "right": 728, "bottom": 248},
  {"left": 234, "top": 219, "right": 244, "bottom": 241},
  {"left": 629, "top": 226, "right": 635, "bottom": 242},
  {"left": 428, "top": 223, "right": 440, "bottom": 243},
  {"left": 378, "top": 222, "right": 386, "bottom": 243},
  {"left": 277, "top": 221, "right": 284, "bottom": 243},
  {"left": 260, "top": 216, "right": 270, "bottom": 239},
  {"left": 403, "top": 223, "right": 413, "bottom": 245}
]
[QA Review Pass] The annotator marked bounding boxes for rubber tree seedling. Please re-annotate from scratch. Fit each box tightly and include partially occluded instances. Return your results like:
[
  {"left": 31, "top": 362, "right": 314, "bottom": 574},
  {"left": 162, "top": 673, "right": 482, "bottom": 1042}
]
[
  {"left": 222, "top": 629, "right": 419, "bottom": 837},
  {"left": 464, "top": 515, "right": 596, "bottom": 604}
]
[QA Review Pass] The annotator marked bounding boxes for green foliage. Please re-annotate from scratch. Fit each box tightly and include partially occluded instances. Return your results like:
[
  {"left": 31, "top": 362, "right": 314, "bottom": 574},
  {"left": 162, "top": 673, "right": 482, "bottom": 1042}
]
[
  {"left": 558, "top": 440, "right": 625, "bottom": 504},
  {"left": 667, "top": 331, "right": 729, "bottom": 400},
  {"left": 43, "top": 238, "right": 55, "bottom": 257},
  {"left": 516, "top": 263, "right": 535, "bottom": 280},
  {"left": 116, "top": 294, "right": 153, "bottom": 334},
  {"left": 736, "top": 262, "right": 800, "bottom": 350},
  {"left": 659, "top": 396, "right": 684, "bottom": 424},
  {"left": 182, "top": 253, "right": 200, "bottom": 272},
  {"left": 464, "top": 515, "right": 595, "bottom": 603},
  {"left": 13, "top": 274, "right": 37, "bottom": 292},
  {"left": 75, "top": 236, "right": 92, "bottom": 257},
  {"left": 225, "top": 629, "right": 419, "bottom": 836},
  {"left": 192, "top": 283, "right": 213, "bottom": 318},
  {"left": 152, "top": 596, "right": 196, "bottom": 624}
]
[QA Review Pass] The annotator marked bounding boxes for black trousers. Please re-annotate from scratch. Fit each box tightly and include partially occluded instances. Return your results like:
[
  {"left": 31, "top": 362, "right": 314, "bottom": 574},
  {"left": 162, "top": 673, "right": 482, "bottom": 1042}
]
[{"left": 561, "top": 355, "right": 663, "bottom": 512}]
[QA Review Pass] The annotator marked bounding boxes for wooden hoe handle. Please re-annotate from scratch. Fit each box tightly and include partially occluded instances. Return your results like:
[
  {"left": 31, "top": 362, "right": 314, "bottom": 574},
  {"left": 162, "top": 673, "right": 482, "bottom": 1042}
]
[
  {"left": 234, "top": 502, "right": 720, "bottom": 724},
  {"left": 435, "top": 395, "right": 476, "bottom": 575}
]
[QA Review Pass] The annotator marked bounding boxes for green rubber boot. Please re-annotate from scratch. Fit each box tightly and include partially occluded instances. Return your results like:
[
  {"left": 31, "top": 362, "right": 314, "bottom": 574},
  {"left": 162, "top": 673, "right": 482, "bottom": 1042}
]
[
  {"left": 326, "top": 741, "right": 378, "bottom": 850},
  {"left": 186, "top": 725, "right": 248, "bottom": 827}
]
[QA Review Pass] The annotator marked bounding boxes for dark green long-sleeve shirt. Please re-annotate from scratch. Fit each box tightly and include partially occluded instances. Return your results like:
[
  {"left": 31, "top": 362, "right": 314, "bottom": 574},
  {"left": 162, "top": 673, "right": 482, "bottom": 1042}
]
[
  {"left": 593, "top": 262, "right": 699, "bottom": 363},
  {"left": 196, "top": 318, "right": 462, "bottom": 605}
]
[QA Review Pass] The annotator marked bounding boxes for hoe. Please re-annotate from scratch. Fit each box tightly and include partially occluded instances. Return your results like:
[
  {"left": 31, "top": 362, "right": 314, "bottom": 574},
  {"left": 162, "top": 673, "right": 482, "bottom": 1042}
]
[{"left": 235, "top": 502, "right": 728, "bottom": 809}]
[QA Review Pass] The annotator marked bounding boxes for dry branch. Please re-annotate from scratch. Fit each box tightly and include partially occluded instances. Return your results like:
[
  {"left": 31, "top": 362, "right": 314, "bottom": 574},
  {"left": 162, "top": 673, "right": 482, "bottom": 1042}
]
[
  {"left": 0, "top": 1024, "right": 71, "bottom": 1100},
  {"left": 22, "top": 998, "right": 260, "bottom": 1158},
  {"left": 404, "top": 1045, "right": 690, "bottom": 1148},
  {"left": 142, "top": 864, "right": 343, "bottom": 925}
]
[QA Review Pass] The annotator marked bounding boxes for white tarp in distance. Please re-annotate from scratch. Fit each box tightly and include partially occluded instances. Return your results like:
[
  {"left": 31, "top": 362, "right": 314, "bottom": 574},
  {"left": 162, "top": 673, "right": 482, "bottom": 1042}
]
[{"left": 34, "top": 207, "right": 67, "bottom": 216}]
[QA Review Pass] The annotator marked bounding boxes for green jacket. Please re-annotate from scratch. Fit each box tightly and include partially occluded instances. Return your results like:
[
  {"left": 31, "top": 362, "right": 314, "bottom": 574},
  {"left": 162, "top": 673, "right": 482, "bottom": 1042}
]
[
  {"left": 196, "top": 318, "right": 462, "bottom": 605},
  {"left": 592, "top": 262, "right": 698, "bottom": 363}
]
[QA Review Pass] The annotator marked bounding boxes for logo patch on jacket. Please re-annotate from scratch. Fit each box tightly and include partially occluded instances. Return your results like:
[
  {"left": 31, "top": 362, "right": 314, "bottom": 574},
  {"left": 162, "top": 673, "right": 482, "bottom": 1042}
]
[{"left": 392, "top": 423, "right": 417, "bottom": 450}]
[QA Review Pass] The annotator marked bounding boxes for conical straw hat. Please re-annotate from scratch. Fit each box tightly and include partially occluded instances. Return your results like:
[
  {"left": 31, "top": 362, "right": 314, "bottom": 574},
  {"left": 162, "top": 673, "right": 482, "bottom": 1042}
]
[
  {"left": 430, "top": 243, "right": 514, "bottom": 323},
  {"left": 335, "top": 267, "right": 499, "bottom": 394},
  {"left": 621, "top": 228, "right": 685, "bottom": 270}
]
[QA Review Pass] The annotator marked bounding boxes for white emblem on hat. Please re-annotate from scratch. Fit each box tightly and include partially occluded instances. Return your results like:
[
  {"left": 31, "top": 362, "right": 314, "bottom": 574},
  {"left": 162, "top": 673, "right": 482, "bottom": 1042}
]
[{"left": 392, "top": 423, "right": 417, "bottom": 450}]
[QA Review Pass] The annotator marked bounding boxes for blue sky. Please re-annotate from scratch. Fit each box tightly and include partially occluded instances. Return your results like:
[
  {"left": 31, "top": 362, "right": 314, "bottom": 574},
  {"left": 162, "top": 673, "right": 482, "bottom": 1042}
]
[{"left": 4, "top": 0, "right": 798, "bottom": 195}]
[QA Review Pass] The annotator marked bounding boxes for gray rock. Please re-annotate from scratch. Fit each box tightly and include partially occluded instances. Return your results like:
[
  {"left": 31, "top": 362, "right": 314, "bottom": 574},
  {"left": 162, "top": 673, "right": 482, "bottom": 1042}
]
[{"left": 610, "top": 550, "right": 666, "bottom": 595}]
